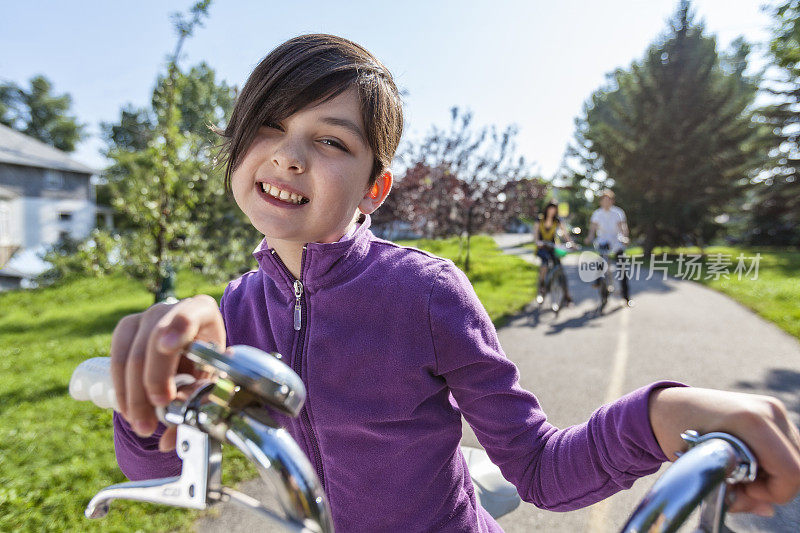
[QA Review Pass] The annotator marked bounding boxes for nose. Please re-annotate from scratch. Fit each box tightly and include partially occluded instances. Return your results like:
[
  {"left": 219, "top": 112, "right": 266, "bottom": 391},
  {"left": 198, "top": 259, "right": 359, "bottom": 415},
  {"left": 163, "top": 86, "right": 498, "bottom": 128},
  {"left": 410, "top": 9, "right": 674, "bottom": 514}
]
[{"left": 271, "top": 137, "right": 306, "bottom": 173}]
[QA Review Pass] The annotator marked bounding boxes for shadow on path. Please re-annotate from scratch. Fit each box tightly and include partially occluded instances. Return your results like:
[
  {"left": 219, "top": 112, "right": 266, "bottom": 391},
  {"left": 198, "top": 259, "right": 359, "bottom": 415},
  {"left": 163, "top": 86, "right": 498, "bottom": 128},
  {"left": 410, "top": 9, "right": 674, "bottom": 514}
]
[{"left": 736, "top": 368, "right": 800, "bottom": 423}]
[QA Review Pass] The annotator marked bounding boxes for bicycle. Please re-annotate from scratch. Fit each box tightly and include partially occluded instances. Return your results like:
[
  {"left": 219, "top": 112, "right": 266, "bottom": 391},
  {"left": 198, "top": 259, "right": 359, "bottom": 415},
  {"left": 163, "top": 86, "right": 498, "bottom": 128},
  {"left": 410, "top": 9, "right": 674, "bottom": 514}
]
[
  {"left": 70, "top": 342, "right": 758, "bottom": 533},
  {"left": 594, "top": 242, "right": 615, "bottom": 314},
  {"left": 592, "top": 236, "right": 631, "bottom": 314},
  {"left": 536, "top": 241, "right": 573, "bottom": 314}
]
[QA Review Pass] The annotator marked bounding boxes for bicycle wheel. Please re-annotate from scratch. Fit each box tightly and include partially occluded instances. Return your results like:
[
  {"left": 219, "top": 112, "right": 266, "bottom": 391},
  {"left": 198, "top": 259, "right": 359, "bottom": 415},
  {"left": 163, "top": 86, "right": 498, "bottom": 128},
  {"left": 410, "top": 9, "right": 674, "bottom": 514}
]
[
  {"left": 598, "top": 276, "right": 609, "bottom": 313},
  {"left": 549, "top": 268, "right": 566, "bottom": 313}
]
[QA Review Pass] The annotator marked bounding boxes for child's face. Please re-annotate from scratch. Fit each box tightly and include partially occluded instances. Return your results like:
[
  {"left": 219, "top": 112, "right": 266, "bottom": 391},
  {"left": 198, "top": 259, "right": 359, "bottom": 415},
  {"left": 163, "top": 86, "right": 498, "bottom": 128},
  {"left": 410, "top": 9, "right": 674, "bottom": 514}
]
[{"left": 231, "top": 88, "right": 376, "bottom": 244}]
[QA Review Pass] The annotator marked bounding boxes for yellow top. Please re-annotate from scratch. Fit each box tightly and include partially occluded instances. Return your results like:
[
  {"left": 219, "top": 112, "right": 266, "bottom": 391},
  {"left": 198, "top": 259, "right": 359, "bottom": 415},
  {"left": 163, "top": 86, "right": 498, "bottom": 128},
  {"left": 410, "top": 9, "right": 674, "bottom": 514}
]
[{"left": 538, "top": 221, "right": 557, "bottom": 242}]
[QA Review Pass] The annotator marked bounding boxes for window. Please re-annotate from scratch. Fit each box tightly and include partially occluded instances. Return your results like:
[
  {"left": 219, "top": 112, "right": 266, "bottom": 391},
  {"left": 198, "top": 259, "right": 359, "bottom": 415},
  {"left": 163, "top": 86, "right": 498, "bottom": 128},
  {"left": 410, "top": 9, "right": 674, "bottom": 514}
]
[
  {"left": 44, "top": 170, "right": 64, "bottom": 189},
  {"left": 59, "top": 212, "right": 72, "bottom": 221}
]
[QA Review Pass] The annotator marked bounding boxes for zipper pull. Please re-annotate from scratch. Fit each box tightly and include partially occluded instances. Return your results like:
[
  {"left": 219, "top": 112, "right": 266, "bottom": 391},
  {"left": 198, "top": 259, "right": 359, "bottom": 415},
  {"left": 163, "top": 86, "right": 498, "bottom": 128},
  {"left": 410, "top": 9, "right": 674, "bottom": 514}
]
[{"left": 293, "top": 280, "right": 303, "bottom": 331}]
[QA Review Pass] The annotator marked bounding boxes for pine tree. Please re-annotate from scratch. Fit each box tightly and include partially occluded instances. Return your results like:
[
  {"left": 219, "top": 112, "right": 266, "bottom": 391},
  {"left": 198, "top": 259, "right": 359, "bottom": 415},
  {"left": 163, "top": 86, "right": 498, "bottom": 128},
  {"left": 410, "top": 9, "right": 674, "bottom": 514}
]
[
  {"left": 571, "top": 1, "right": 763, "bottom": 255},
  {"left": 751, "top": 0, "right": 800, "bottom": 246}
]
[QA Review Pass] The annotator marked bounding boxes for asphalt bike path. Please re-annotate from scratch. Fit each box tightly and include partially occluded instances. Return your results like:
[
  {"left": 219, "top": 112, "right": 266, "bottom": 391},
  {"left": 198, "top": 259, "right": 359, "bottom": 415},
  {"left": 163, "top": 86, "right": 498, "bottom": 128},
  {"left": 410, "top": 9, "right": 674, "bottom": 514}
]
[
  {"left": 198, "top": 234, "right": 800, "bottom": 532},
  {"left": 482, "top": 234, "right": 800, "bottom": 533}
]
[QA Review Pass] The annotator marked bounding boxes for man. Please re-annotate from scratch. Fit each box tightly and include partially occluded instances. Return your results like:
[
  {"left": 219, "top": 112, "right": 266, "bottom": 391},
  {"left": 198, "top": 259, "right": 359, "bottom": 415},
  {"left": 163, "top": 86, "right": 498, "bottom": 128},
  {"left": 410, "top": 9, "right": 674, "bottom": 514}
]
[{"left": 585, "top": 189, "right": 633, "bottom": 307}]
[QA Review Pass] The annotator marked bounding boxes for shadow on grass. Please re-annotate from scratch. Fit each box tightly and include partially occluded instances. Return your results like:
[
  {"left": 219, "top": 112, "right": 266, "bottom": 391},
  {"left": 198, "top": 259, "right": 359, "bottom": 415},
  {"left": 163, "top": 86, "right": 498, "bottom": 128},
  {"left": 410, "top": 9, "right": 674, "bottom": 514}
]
[
  {"left": 0, "top": 383, "right": 67, "bottom": 415},
  {"left": 2, "top": 305, "right": 143, "bottom": 340}
]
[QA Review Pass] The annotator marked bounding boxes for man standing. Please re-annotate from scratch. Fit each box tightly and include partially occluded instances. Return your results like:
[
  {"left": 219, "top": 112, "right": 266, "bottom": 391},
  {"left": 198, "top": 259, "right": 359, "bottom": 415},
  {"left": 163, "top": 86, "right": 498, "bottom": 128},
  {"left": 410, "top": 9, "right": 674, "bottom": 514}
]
[{"left": 585, "top": 189, "right": 633, "bottom": 307}]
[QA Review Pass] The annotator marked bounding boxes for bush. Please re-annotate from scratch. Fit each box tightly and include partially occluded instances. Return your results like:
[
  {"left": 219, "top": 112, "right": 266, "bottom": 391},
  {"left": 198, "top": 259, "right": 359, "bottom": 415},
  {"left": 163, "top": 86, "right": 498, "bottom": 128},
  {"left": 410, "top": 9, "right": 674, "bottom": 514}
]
[{"left": 37, "top": 230, "right": 122, "bottom": 285}]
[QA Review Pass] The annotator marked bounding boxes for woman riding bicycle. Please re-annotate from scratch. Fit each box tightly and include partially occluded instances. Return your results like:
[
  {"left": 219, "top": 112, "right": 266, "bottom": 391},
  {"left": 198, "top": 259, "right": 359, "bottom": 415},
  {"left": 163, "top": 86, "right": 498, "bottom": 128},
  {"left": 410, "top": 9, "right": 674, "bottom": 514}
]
[{"left": 534, "top": 201, "right": 574, "bottom": 305}]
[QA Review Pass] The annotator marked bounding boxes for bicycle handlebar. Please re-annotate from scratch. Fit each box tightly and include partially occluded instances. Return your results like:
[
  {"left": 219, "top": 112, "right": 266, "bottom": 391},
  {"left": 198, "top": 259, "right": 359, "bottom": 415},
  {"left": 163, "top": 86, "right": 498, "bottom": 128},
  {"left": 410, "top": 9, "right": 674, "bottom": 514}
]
[
  {"left": 620, "top": 430, "right": 757, "bottom": 533},
  {"left": 70, "top": 343, "right": 333, "bottom": 533}
]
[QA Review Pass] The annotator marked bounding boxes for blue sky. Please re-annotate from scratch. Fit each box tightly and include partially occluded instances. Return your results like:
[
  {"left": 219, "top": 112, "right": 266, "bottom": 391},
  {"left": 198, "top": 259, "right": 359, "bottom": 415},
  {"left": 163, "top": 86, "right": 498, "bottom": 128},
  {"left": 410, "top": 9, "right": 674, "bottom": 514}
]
[{"left": 0, "top": 1, "right": 773, "bottom": 177}]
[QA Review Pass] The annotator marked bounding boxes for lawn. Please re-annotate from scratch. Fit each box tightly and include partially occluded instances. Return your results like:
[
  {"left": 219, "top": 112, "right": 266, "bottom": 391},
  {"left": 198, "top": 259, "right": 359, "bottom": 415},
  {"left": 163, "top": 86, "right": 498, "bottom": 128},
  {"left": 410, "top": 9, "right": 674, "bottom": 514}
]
[
  {"left": 0, "top": 235, "right": 535, "bottom": 532},
  {"left": 625, "top": 246, "right": 800, "bottom": 340}
]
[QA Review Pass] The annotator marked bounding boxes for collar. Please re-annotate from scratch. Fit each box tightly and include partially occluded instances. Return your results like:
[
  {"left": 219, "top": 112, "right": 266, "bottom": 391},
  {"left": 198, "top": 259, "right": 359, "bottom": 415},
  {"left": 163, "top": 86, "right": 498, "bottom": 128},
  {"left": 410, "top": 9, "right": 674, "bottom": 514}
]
[{"left": 252, "top": 215, "right": 374, "bottom": 295}]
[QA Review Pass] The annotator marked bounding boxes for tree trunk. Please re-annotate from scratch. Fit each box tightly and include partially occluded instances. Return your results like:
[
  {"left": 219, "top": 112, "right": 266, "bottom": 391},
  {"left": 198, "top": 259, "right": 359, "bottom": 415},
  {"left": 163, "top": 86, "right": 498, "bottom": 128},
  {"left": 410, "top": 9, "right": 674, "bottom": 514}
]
[{"left": 464, "top": 207, "right": 474, "bottom": 273}]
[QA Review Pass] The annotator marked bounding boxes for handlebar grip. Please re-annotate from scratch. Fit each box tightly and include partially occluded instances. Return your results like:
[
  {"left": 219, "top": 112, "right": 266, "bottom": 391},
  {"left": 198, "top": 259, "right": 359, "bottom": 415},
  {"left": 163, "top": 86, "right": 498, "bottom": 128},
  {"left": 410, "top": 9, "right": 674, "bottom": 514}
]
[
  {"left": 69, "top": 357, "right": 118, "bottom": 410},
  {"left": 70, "top": 357, "right": 197, "bottom": 414}
]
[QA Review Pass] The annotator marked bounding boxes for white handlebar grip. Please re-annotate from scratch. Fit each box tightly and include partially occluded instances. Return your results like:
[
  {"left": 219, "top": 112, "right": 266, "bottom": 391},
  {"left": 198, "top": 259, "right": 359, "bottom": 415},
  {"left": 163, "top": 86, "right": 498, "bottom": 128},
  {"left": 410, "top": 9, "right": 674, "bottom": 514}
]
[{"left": 69, "top": 357, "right": 119, "bottom": 411}]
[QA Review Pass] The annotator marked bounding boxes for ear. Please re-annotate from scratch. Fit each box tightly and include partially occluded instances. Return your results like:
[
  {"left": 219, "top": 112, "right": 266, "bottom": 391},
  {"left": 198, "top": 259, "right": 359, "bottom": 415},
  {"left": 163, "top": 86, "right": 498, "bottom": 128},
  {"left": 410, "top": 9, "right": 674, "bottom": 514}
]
[{"left": 358, "top": 170, "right": 393, "bottom": 215}]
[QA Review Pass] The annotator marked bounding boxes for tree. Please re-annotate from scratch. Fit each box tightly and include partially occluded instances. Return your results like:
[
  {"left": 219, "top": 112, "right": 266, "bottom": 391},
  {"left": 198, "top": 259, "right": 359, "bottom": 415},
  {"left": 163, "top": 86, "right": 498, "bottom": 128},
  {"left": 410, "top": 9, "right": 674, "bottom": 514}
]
[
  {"left": 398, "top": 108, "right": 545, "bottom": 271},
  {"left": 0, "top": 75, "right": 85, "bottom": 152},
  {"left": 99, "top": 0, "right": 258, "bottom": 298},
  {"left": 569, "top": 1, "right": 764, "bottom": 256},
  {"left": 749, "top": 0, "right": 800, "bottom": 246}
]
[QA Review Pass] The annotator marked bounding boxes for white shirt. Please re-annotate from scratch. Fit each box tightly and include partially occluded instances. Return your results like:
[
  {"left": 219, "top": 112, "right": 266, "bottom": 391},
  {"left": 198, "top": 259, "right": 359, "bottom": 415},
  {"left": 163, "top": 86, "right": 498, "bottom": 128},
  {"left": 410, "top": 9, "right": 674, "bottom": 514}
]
[{"left": 591, "top": 206, "right": 627, "bottom": 250}]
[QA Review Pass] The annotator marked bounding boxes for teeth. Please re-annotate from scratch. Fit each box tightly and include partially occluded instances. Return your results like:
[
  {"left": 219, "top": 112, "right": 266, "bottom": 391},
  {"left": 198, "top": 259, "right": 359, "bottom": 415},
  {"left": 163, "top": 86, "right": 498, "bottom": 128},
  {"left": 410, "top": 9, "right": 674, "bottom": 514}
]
[{"left": 259, "top": 182, "right": 307, "bottom": 204}]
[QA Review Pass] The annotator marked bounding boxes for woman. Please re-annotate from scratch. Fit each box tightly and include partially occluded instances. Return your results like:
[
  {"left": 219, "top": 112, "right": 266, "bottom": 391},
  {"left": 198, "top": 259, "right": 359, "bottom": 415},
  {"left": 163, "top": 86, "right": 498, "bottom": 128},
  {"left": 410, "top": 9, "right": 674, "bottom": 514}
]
[{"left": 534, "top": 201, "right": 574, "bottom": 305}]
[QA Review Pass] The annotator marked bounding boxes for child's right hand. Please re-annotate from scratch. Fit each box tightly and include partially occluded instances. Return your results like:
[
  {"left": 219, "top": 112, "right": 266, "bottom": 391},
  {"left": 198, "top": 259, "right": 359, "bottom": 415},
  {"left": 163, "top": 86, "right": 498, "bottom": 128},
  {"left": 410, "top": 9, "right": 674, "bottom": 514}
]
[{"left": 109, "top": 295, "right": 226, "bottom": 451}]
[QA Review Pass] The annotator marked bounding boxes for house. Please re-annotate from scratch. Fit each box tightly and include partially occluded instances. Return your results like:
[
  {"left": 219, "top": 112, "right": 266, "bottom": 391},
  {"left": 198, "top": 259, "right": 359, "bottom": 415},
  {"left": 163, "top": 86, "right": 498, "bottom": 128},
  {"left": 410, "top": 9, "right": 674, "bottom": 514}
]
[{"left": 0, "top": 124, "right": 104, "bottom": 289}]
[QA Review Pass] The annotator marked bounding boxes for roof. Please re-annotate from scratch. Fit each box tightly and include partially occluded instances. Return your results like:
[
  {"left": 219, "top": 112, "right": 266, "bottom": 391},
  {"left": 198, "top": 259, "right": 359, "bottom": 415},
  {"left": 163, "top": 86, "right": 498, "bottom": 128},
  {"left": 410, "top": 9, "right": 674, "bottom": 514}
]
[{"left": 0, "top": 123, "right": 98, "bottom": 175}]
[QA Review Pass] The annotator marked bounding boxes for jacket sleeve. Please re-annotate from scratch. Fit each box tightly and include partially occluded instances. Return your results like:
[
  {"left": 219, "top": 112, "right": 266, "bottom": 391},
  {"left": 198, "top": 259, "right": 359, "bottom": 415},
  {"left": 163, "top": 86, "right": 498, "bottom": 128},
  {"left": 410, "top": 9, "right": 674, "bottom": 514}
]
[
  {"left": 112, "top": 287, "right": 233, "bottom": 480},
  {"left": 428, "top": 263, "right": 684, "bottom": 511},
  {"left": 113, "top": 412, "right": 181, "bottom": 481}
]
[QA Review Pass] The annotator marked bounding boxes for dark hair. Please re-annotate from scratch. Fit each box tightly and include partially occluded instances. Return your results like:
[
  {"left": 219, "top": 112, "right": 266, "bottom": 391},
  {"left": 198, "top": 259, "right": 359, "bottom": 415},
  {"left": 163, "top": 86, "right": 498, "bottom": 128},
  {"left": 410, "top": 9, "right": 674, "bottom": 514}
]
[
  {"left": 218, "top": 34, "right": 404, "bottom": 190},
  {"left": 542, "top": 202, "right": 559, "bottom": 221}
]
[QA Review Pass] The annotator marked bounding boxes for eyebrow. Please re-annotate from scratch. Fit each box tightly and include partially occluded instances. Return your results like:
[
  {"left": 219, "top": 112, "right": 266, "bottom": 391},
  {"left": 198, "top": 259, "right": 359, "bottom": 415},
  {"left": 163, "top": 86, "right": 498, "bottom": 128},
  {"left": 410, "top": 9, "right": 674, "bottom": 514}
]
[{"left": 320, "top": 116, "right": 368, "bottom": 148}]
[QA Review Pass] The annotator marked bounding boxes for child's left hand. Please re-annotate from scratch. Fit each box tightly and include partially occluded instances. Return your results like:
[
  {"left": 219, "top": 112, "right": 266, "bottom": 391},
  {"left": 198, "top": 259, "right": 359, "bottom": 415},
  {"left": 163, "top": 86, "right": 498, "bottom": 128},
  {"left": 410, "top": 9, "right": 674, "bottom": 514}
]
[{"left": 649, "top": 387, "right": 800, "bottom": 517}]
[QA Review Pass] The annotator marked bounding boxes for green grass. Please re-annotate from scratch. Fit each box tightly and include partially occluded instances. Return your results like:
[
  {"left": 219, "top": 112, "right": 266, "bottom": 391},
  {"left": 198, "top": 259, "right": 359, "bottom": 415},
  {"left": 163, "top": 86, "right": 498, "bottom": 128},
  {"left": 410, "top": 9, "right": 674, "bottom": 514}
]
[
  {"left": 0, "top": 236, "right": 534, "bottom": 532},
  {"left": 0, "top": 271, "right": 250, "bottom": 532},
  {"left": 397, "top": 235, "right": 537, "bottom": 326},
  {"left": 625, "top": 246, "right": 800, "bottom": 340}
]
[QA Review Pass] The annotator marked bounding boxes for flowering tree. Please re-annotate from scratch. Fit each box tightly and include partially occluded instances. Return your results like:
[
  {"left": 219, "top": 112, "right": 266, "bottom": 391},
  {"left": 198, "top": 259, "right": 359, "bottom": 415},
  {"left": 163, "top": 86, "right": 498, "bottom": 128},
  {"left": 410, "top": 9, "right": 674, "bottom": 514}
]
[{"left": 396, "top": 108, "right": 546, "bottom": 271}]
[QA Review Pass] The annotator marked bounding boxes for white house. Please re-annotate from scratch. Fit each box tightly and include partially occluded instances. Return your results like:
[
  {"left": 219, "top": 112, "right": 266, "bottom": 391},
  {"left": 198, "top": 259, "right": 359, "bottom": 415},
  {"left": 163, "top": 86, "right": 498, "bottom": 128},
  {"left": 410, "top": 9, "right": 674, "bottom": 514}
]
[{"left": 0, "top": 124, "right": 102, "bottom": 289}]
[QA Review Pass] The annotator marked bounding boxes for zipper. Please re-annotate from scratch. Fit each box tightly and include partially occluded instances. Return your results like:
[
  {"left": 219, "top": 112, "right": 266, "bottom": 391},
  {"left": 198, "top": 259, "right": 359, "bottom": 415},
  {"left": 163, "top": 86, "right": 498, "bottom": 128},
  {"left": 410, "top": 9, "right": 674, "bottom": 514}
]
[
  {"left": 269, "top": 247, "right": 327, "bottom": 489},
  {"left": 293, "top": 280, "right": 303, "bottom": 331}
]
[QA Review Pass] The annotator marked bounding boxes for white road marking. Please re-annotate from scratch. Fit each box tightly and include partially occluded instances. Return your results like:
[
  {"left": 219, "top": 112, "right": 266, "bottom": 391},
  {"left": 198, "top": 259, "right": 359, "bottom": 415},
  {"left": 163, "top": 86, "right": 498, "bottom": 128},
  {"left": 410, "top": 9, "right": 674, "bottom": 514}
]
[{"left": 587, "top": 307, "right": 631, "bottom": 533}]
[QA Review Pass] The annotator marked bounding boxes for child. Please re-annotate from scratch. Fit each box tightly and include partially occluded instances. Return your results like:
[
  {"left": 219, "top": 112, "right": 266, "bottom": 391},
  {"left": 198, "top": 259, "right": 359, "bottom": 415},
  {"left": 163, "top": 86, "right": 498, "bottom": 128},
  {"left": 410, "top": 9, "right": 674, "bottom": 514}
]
[{"left": 110, "top": 34, "right": 800, "bottom": 531}]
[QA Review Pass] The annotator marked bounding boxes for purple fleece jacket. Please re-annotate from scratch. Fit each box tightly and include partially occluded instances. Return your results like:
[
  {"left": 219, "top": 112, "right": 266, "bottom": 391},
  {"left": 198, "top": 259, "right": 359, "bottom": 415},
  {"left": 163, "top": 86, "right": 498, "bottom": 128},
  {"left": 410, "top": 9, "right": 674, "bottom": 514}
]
[{"left": 114, "top": 217, "right": 680, "bottom": 532}]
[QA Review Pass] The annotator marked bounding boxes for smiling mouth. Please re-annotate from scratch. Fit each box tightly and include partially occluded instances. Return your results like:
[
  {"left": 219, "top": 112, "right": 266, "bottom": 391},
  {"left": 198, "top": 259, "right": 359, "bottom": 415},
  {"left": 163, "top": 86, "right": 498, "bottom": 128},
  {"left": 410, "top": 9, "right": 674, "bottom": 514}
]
[{"left": 258, "top": 182, "right": 309, "bottom": 205}]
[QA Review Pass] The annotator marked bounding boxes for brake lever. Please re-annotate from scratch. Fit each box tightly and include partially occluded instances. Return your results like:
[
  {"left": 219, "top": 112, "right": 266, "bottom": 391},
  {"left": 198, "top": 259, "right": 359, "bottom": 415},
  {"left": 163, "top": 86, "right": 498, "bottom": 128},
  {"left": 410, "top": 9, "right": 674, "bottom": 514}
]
[{"left": 85, "top": 422, "right": 220, "bottom": 517}]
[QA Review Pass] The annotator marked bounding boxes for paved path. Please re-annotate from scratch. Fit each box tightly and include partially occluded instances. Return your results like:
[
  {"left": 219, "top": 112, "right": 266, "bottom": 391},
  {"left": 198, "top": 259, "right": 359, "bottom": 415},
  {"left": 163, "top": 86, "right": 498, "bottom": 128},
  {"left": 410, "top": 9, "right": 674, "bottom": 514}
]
[
  {"left": 198, "top": 234, "right": 800, "bottom": 532},
  {"left": 485, "top": 234, "right": 800, "bottom": 533}
]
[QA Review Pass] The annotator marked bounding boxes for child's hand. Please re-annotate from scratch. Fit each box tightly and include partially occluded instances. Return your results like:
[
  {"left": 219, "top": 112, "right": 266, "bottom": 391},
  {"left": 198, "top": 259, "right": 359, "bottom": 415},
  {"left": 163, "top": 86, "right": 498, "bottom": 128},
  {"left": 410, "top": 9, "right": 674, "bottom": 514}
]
[
  {"left": 649, "top": 387, "right": 800, "bottom": 517},
  {"left": 109, "top": 295, "right": 226, "bottom": 451}
]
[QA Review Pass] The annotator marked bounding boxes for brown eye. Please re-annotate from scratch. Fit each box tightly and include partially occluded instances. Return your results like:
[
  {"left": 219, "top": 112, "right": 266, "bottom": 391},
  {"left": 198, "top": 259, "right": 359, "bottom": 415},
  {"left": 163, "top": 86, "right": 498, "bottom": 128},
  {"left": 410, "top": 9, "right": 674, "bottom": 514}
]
[{"left": 320, "top": 138, "right": 348, "bottom": 152}]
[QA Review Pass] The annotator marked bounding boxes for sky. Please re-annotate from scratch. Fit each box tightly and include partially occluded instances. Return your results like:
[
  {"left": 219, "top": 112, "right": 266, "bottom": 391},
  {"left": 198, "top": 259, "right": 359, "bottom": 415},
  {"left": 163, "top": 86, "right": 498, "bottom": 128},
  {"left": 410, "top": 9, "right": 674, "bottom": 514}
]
[{"left": 0, "top": 1, "right": 775, "bottom": 178}]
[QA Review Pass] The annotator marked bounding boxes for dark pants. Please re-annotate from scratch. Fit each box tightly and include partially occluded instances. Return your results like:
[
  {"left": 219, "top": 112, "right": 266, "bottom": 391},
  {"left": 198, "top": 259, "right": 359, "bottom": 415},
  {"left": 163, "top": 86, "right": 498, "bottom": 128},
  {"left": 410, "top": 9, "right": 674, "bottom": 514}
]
[
  {"left": 610, "top": 251, "right": 630, "bottom": 301},
  {"left": 597, "top": 245, "right": 630, "bottom": 302}
]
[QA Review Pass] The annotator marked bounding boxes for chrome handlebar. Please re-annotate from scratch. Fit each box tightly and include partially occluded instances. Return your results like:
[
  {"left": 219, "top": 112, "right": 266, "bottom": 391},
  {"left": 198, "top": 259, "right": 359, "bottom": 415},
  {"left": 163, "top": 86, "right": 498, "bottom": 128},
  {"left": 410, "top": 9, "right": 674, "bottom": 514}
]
[
  {"left": 75, "top": 342, "right": 333, "bottom": 533},
  {"left": 620, "top": 430, "right": 758, "bottom": 533}
]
